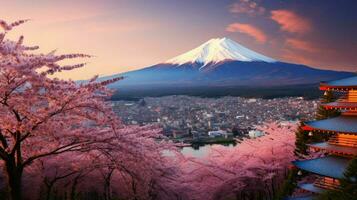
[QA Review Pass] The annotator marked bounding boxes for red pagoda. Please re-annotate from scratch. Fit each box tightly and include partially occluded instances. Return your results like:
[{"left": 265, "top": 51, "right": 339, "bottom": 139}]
[{"left": 291, "top": 76, "right": 357, "bottom": 199}]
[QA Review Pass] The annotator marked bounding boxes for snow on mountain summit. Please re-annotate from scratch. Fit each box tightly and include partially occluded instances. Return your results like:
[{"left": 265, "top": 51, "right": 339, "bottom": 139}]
[{"left": 166, "top": 37, "right": 276, "bottom": 66}]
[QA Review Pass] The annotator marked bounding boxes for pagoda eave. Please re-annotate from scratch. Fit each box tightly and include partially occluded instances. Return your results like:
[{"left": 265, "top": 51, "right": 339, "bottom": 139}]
[
  {"left": 292, "top": 156, "right": 349, "bottom": 179},
  {"left": 319, "top": 85, "right": 356, "bottom": 91},
  {"left": 302, "top": 125, "right": 314, "bottom": 131},
  {"left": 302, "top": 115, "right": 357, "bottom": 134},
  {"left": 302, "top": 125, "right": 357, "bottom": 135},
  {"left": 302, "top": 125, "right": 355, "bottom": 135},
  {"left": 320, "top": 77, "right": 357, "bottom": 91}
]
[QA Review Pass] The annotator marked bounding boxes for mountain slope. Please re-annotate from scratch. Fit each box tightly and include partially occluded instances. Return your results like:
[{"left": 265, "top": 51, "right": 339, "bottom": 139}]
[
  {"left": 100, "top": 37, "right": 354, "bottom": 92},
  {"left": 105, "top": 61, "right": 353, "bottom": 88},
  {"left": 166, "top": 37, "right": 276, "bottom": 67}
]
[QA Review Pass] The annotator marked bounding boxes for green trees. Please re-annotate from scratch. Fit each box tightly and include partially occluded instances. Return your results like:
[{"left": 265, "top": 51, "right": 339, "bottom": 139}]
[
  {"left": 294, "top": 124, "right": 309, "bottom": 158},
  {"left": 274, "top": 168, "right": 298, "bottom": 200},
  {"left": 340, "top": 157, "right": 357, "bottom": 199},
  {"left": 294, "top": 90, "right": 339, "bottom": 157},
  {"left": 315, "top": 90, "right": 340, "bottom": 120}
]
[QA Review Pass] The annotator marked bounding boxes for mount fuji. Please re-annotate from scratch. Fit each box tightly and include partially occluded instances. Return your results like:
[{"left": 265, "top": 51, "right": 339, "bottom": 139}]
[
  {"left": 166, "top": 37, "right": 276, "bottom": 67},
  {"left": 101, "top": 37, "right": 354, "bottom": 97}
]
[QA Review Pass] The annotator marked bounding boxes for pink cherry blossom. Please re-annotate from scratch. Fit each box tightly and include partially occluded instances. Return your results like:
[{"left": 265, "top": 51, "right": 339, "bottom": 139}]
[
  {"left": 177, "top": 122, "right": 297, "bottom": 200},
  {"left": 0, "top": 19, "right": 179, "bottom": 200}
]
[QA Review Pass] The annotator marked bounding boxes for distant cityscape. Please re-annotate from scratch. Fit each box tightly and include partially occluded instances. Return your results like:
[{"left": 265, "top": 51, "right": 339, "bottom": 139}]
[{"left": 112, "top": 96, "right": 318, "bottom": 143}]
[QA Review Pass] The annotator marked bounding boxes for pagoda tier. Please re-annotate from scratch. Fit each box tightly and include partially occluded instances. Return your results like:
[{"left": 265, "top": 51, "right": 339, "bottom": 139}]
[
  {"left": 298, "top": 176, "right": 340, "bottom": 194},
  {"left": 308, "top": 142, "right": 357, "bottom": 157},
  {"left": 298, "top": 183, "right": 326, "bottom": 194},
  {"left": 303, "top": 115, "right": 357, "bottom": 134},
  {"left": 323, "top": 102, "right": 357, "bottom": 110},
  {"left": 313, "top": 177, "right": 340, "bottom": 191},
  {"left": 308, "top": 133, "right": 357, "bottom": 156},
  {"left": 320, "top": 76, "right": 357, "bottom": 91},
  {"left": 322, "top": 89, "right": 357, "bottom": 110},
  {"left": 292, "top": 156, "right": 350, "bottom": 179},
  {"left": 293, "top": 156, "right": 346, "bottom": 194},
  {"left": 309, "top": 142, "right": 357, "bottom": 157}
]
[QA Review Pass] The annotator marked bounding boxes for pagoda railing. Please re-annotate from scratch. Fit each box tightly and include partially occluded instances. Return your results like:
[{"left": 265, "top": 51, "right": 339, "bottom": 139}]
[
  {"left": 314, "top": 177, "right": 340, "bottom": 190},
  {"left": 333, "top": 91, "right": 357, "bottom": 102},
  {"left": 328, "top": 134, "right": 357, "bottom": 147}
]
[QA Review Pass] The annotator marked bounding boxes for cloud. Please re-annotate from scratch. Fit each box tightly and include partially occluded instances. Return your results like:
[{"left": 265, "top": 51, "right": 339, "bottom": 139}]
[
  {"left": 285, "top": 38, "right": 320, "bottom": 53},
  {"left": 271, "top": 10, "right": 311, "bottom": 34},
  {"left": 229, "top": 0, "right": 265, "bottom": 16},
  {"left": 226, "top": 23, "right": 267, "bottom": 43}
]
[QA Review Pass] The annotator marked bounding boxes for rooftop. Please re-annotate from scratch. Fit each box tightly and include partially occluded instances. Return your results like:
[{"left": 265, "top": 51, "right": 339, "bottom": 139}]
[
  {"left": 304, "top": 115, "right": 357, "bottom": 133},
  {"left": 292, "top": 156, "right": 350, "bottom": 179},
  {"left": 320, "top": 76, "right": 357, "bottom": 90}
]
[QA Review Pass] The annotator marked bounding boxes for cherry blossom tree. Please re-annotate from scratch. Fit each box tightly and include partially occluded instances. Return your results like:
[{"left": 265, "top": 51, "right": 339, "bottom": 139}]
[
  {"left": 95, "top": 126, "right": 189, "bottom": 200},
  {"left": 0, "top": 19, "right": 181, "bottom": 200},
  {"left": 20, "top": 127, "right": 187, "bottom": 200},
  {"left": 21, "top": 152, "right": 90, "bottom": 200},
  {"left": 0, "top": 18, "right": 119, "bottom": 200},
  {"left": 179, "top": 122, "right": 297, "bottom": 200}
]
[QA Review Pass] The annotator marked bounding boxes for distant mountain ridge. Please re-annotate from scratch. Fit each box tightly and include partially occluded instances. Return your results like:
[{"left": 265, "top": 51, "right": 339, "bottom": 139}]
[{"left": 99, "top": 37, "right": 354, "bottom": 96}]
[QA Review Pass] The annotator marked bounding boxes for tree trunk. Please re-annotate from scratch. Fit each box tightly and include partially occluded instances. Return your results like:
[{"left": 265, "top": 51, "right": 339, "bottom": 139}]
[
  {"left": 70, "top": 175, "right": 80, "bottom": 200},
  {"left": 6, "top": 158, "right": 23, "bottom": 200},
  {"left": 265, "top": 182, "right": 271, "bottom": 200},
  {"left": 45, "top": 181, "right": 55, "bottom": 200},
  {"left": 271, "top": 176, "right": 275, "bottom": 199},
  {"left": 103, "top": 170, "right": 114, "bottom": 200}
]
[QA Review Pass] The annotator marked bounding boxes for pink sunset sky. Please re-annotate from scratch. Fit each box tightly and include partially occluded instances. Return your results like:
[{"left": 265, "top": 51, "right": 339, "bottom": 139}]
[{"left": 2, "top": 0, "right": 357, "bottom": 80}]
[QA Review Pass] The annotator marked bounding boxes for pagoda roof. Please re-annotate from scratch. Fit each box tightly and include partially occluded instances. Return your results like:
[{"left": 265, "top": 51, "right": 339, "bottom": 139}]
[
  {"left": 303, "top": 115, "right": 357, "bottom": 133},
  {"left": 320, "top": 76, "right": 357, "bottom": 90},
  {"left": 298, "top": 183, "right": 326, "bottom": 194},
  {"left": 323, "top": 102, "right": 357, "bottom": 110},
  {"left": 292, "top": 156, "right": 350, "bottom": 179},
  {"left": 309, "top": 142, "right": 357, "bottom": 156}
]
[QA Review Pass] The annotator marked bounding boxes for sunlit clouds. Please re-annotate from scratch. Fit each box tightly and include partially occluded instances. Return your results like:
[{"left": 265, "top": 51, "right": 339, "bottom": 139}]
[
  {"left": 226, "top": 23, "right": 267, "bottom": 43},
  {"left": 226, "top": 0, "right": 357, "bottom": 71},
  {"left": 270, "top": 10, "right": 312, "bottom": 34},
  {"left": 226, "top": 2, "right": 318, "bottom": 68}
]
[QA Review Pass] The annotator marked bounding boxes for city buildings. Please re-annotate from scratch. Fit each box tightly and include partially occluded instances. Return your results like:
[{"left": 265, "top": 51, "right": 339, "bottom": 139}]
[{"left": 112, "top": 96, "right": 317, "bottom": 139}]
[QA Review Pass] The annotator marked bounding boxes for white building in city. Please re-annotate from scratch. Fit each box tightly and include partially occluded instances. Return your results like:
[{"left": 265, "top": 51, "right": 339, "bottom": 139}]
[
  {"left": 208, "top": 130, "right": 228, "bottom": 138},
  {"left": 248, "top": 130, "right": 264, "bottom": 138}
]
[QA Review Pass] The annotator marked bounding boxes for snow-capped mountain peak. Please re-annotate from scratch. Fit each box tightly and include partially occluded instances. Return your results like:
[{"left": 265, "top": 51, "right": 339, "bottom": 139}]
[{"left": 166, "top": 37, "right": 276, "bottom": 66}]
